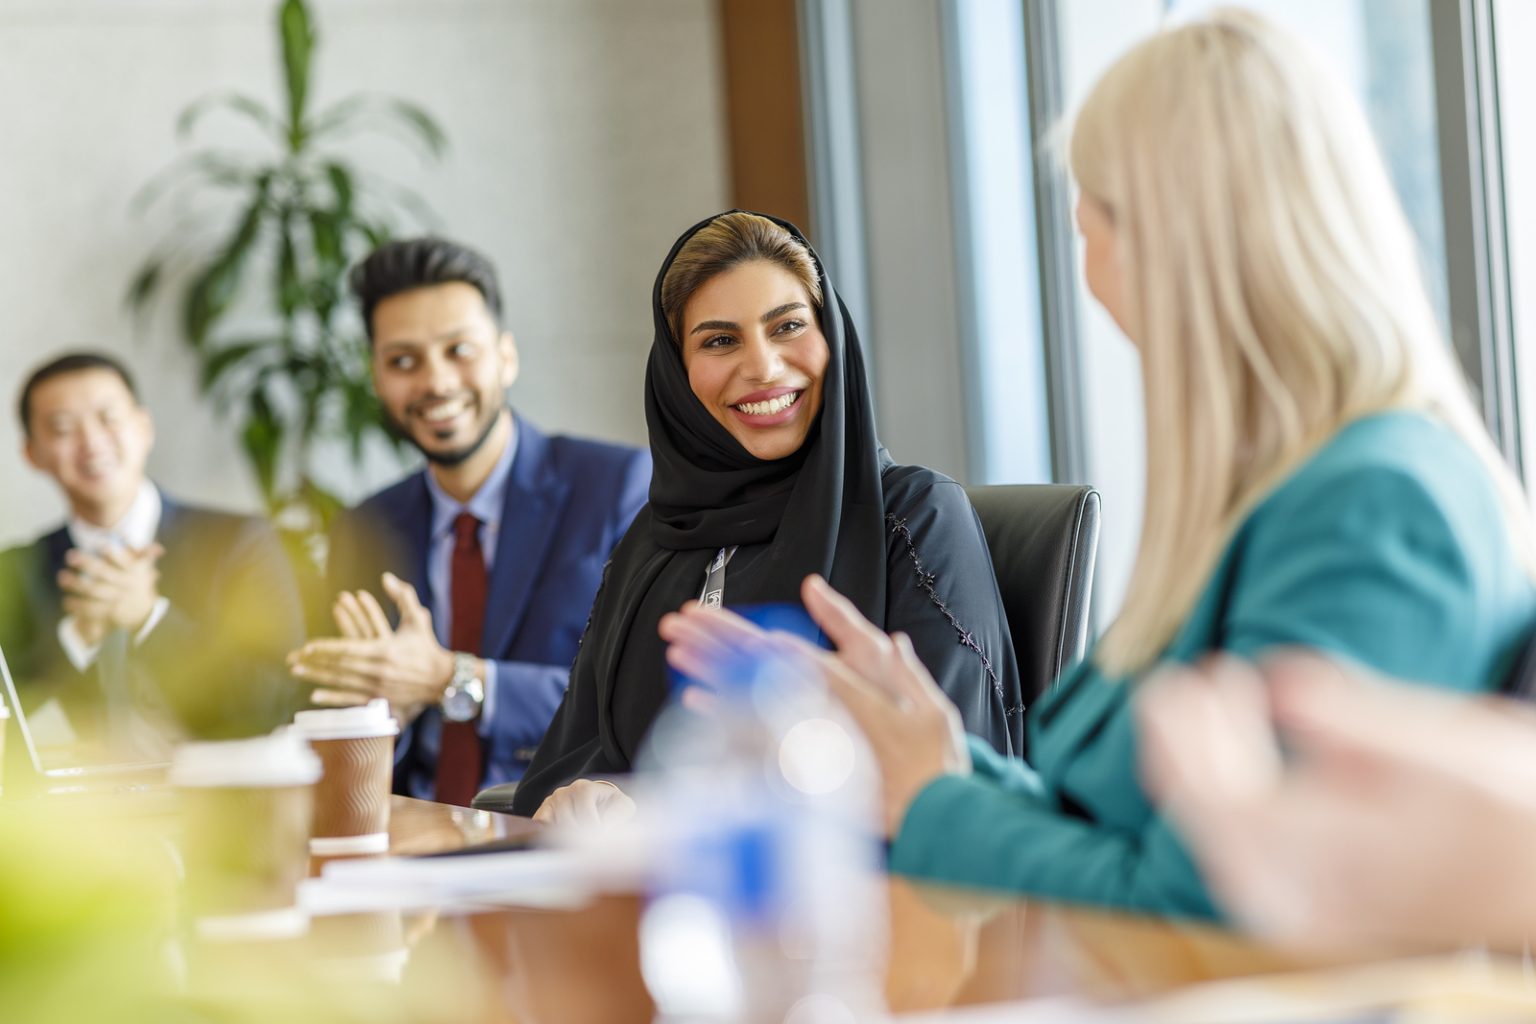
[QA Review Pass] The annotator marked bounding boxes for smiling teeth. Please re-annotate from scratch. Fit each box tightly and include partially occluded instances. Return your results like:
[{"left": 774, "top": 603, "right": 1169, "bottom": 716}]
[
  {"left": 421, "top": 398, "right": 469, "bottom": 423},
  {"left": 735, "top": 392, "right": 801, "bottom": 417}
]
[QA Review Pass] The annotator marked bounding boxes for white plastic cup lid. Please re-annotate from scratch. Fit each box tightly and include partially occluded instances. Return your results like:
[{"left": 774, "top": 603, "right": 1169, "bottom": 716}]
[
  {"left": 290, "top": 699, "right": 400, "bottom": 741},
  {"left": 170, "top": 729, "right": 322, "bottom": 788}
]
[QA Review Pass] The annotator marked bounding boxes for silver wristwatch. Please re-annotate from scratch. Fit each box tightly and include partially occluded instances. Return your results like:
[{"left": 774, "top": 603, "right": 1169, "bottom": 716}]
[{"left": 440, "top": 652, "right": 485, "bottom": 723}]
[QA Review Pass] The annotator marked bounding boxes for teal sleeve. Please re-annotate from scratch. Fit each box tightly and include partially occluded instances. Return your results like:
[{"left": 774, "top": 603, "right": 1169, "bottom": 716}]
[
  {"left": 1224, "top": 463, "right": 1486, "bottom": 690},
  {"left": 889, "top": 761, "right": 1220, "bottom": 918},
  {"left": 889, "top": 461, "right": 1494, "bottom": 917},
  {"left": 964, "top": 735, "right": 1045, "bottom": 797},
  {"left": 890, "top": 451, "right": 1511, "bottom": 914}
]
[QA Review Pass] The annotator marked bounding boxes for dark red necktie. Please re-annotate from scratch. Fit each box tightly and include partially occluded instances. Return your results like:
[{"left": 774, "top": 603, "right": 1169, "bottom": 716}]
[{"left": 434, "top": 511, "right": 487, "bottom": 805}]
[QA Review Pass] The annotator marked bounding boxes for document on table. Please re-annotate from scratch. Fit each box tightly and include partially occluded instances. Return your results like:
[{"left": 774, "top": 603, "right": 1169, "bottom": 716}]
[{"left": 300, "top": 849, "right": 602, "bottom": 916}]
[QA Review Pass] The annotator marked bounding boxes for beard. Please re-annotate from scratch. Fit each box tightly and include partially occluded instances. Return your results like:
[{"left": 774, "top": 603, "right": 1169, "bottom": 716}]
[{"left": 384, "top": 396, "right": 505, "bottom": 467}]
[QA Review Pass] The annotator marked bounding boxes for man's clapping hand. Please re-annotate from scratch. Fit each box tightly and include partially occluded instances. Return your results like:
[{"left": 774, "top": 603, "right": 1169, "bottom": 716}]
[{"left": 288, "top": 572, "right": 457, "bottom": 724}]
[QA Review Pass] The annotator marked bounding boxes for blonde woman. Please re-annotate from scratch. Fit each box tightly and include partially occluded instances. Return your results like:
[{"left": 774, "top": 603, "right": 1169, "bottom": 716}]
[{"left": 662, "top": 9, "right": 1536, "bottom": 917}]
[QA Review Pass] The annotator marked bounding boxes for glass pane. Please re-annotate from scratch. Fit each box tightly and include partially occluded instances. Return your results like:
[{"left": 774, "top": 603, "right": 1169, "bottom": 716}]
[
  {"left": 945, "top": 0, "right": 1052, "bottom": 484},
  {"left": 1495, "top": 0, "right": 1536, "bottom": 493}
]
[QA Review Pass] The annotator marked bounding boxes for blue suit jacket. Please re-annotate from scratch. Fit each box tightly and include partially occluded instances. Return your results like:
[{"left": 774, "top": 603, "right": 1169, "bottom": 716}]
[{"left": 325, "top": 415, "right": 650, "bottom": 797}]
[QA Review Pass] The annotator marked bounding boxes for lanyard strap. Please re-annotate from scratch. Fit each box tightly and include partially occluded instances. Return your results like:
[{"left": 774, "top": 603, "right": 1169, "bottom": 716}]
[{"left": 700, "top": 546, "right": 738, "bottom": 607}]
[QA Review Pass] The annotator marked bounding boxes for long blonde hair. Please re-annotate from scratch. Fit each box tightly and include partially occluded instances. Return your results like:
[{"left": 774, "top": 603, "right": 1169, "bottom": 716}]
[{"left": 1070, "top": 8, "right": 1536, "bottom": 675}]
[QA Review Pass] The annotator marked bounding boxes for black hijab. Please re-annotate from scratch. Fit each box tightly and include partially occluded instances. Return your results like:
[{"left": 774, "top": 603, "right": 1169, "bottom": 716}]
[{"left": 516, "top": 212, "right": 895, "bottom": 805}]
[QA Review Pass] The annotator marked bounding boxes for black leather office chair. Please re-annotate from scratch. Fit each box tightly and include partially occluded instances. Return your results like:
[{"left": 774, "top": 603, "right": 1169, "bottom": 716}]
[
  {"left": 964, "top": 484, "right": 1101, "bottom": 708},
  {"left": 473, "top": 783, "right": 518, "bottom": 813}
]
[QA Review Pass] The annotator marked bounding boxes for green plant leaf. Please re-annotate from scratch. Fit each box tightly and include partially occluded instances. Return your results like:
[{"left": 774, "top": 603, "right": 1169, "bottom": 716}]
[
  {"left": 382, "top": 99, "right": 447, "bottom": 159},
  {"left": 279, "top": 0, "right": 317, "bottom": 148},
  {"left": 274, "top": 214, "right": 303, "bottom": 319},
  {"left": 282, "top": 350, "right": 325, "bottom": 392},
  {"left": 176, "top": 91, "right": 283, "bottom": 143},
  {"left": 129, "top": 150, "right": 260, "bottom": 215},
  {"left": 304, "top": 95, "right": 366, "bottom": 137},
  {"left": 357, "top": 172, "right": 441, "bottom": 231},
  {"left": 304, "top": 204, "right": 343, "bottom": 329},
  {"left": 184, "top": 265, "right": 235, "bottom": 349},
  {"left": 123, "top": 260, "right": 163, "bottom": 313},
  {"left": 241, "top": 389, "right": 284, "bottom": 504},
  {"left": 307, "top": 279, "right": 340, "bottom": 332},
  {"left": 199, "top": 339, "right": 277, "bottom": 395},
  {"left": 307, "top": 208, "right": 342, "bottom": 269},
  {"left": 323, "top": 162, "right": 354, "bottom": 217},
  {"left": 353, "top": 218, "right": 393, "bottom": 249},
  {"left": 340, "top": 372, "right": 385, "bottom": 460},
  {"left": 305, "top": 94, "right": 447, "bottom": 161},
  {"left": 182, "top": 176, "right": 271, "bottom": 346}
]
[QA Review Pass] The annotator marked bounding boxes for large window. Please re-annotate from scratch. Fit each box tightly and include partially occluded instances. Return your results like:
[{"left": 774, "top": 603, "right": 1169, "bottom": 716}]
[
  {"left": 943, "top": 0, "right": 1052, "bottom": 485},
  {"left": 1496, "top": 0, "right": 1536, "bottom": 493},
  {"left": 799, "top": 0, "right": 1526, "bottom": 635}
]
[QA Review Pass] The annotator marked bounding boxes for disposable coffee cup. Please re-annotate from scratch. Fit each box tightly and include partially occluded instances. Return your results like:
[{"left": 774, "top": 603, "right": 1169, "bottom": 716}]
[
  {"left": 291, "top": 700, "right": 400, "bottom": 855},
  {"left": 172, "top": 730, "right": 321, "bottom": 941}
]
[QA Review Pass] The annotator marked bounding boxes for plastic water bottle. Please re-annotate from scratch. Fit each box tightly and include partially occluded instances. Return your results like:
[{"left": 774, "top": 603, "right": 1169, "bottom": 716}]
[{"left": 635, "top": 617, "right": 887, "bottom": 1024}]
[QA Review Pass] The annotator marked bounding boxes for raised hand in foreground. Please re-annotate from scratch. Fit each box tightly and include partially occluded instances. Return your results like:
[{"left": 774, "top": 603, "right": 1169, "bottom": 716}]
[{"left": 1137, "top": 653, "right": 1536, "bottom": 950}]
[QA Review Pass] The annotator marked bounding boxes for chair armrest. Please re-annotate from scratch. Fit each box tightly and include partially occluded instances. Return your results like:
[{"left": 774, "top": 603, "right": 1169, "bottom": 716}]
[{"left": 471, "top": 781, "right": 520, "bottom": 814}]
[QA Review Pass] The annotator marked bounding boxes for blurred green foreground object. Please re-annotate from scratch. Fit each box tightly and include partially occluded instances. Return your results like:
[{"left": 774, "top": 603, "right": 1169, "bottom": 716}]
[
  {"left": 0, "top": 802, "right": 473, "bottom": 1022},
  {"left": 0, "top": 804, "right": 174, "bottom": 1024}
]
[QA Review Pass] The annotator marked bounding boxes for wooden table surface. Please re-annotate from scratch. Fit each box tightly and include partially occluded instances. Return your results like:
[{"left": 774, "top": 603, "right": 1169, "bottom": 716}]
[{"left": 289, "top": 796, "right": 1536, "bottom": 1023}]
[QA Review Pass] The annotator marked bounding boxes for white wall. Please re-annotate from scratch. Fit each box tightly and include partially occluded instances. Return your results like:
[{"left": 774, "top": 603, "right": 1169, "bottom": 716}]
[{"left": 0, "top": 0, "right": 729, "bottom": 545}]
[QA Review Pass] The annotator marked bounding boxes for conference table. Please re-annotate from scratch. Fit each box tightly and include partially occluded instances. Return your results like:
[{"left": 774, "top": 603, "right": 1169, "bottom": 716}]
[{"left": 269, "top": 796, "right": 1536, "bottom": 1022}]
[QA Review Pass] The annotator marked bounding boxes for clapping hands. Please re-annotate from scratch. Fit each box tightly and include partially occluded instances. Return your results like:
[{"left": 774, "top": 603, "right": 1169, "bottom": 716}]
[
  {"left": 288, "top": 572, "right": 456, "bottom": 724},
  {"left": 57, "top": 543, "right": 165, "bottom": 646}
]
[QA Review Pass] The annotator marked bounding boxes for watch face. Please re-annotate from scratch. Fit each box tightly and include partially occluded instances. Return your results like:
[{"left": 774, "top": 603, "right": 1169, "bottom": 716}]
[
  {"left": 443, "top": 655, "right": 483, "bottom": 722},
  {"left": 443, "top": 686, "right": 478, "bottom": 723}
]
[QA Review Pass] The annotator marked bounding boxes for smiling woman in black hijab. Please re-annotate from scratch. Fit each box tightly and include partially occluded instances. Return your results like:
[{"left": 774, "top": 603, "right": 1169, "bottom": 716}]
[{"left": 511, "top": 211, "right": 1022, "bottom": 820}]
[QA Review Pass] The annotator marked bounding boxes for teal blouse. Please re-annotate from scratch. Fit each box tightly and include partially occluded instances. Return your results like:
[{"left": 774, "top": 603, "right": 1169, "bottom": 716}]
[{"left": 888, "top": 412, "right": 1536, "bottom": 918}]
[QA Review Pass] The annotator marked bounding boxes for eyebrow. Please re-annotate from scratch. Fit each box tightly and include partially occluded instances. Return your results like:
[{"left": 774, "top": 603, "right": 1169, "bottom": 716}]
[{"left": 688, "top": 302, "right": 810, "bottom": 336}]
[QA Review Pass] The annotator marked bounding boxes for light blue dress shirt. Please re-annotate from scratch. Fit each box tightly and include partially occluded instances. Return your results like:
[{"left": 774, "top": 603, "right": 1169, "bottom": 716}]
[{"left": 422, "top": 421, "right": 518, "bottom": 736}]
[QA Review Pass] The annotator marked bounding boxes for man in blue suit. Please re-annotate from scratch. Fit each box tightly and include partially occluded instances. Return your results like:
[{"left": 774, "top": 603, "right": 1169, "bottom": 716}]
[
  {"left": 0, "top": 352, "right": 305, "bottom": 755},
  {"left": 289, "top": 238, "right": 650, "bottom": 805}
]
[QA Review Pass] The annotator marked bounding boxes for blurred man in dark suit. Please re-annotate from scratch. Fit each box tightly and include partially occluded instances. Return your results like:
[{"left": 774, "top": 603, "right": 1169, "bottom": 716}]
[
  {"left": 0, "top": 352, "right": 304, "bottom": 754},
  {"left": 288, "top": 238, "right": 649, "bottom": 805}
]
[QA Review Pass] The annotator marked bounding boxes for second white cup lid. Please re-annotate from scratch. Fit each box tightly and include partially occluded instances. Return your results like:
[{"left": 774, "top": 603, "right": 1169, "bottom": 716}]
[{"left": 291, "top": 699, "right": 401, "bottom": 740}]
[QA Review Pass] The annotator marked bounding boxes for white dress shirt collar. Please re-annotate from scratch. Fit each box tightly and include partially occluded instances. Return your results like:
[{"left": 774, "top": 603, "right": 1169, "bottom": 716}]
[{"left": 67, "top": 480, "right": 161, "bottom": 553}]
